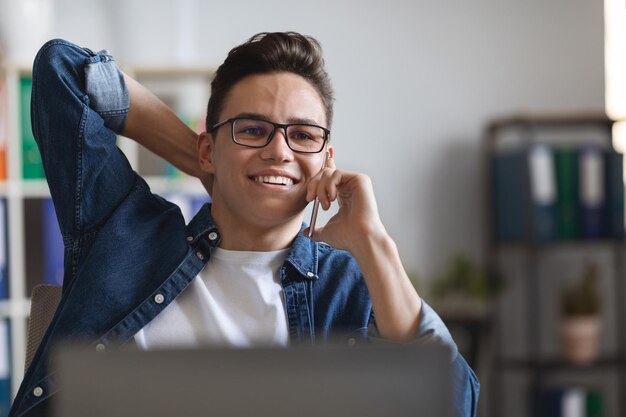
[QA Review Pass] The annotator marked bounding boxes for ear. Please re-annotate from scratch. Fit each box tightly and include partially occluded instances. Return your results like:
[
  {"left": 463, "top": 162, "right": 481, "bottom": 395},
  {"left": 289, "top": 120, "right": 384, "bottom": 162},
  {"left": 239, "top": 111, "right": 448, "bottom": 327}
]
[
  {"left": 198, "top": 131, "right": 217, "bottom": 174},
  {"left": 326, "top": 145, "right": 334, "bottom": 159}
]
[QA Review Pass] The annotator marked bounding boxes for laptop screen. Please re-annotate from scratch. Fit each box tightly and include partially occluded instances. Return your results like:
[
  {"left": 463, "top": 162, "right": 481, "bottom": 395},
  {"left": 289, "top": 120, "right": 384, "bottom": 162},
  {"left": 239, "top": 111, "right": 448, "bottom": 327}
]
[{"left": 54, "top": 344, "right": 453, "bottom": 417}]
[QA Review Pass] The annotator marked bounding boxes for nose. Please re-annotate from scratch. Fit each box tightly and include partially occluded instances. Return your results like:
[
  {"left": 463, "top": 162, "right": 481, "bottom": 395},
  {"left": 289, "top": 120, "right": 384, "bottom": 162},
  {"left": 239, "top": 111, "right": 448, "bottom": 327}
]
[{"left": 260, "top": 128, "right": 294, "bottom": 161}]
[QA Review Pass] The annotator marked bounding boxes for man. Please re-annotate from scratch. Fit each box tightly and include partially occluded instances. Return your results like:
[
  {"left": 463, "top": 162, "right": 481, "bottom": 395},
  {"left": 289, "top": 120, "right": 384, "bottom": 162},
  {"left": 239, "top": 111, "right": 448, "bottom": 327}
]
[{"left": 10, "top": 32, "right": 479, "bottom": 417}]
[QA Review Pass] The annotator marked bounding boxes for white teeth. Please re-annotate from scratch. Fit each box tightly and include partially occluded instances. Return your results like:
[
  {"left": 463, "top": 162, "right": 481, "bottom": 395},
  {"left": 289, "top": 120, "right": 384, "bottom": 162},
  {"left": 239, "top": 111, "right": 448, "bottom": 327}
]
[{"left": 254, "top": 176, "right": 294, "bottom": 186}]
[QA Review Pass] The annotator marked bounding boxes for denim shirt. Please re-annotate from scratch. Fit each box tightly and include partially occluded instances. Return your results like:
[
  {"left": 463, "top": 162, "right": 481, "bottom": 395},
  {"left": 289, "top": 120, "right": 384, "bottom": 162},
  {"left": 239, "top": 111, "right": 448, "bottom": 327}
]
[{"left": 9, "top": 39, "right": 479, "bottom": 417}]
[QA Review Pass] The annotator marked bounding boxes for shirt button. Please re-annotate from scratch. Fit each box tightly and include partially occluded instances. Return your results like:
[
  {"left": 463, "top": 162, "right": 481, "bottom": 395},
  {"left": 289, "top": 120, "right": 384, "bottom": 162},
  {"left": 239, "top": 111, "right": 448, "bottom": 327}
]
[
  {"left": 154, "top": 294, "right": 165, "bottom": 304},
  {"left": 306, "top": 272, "right": 315, "bottom": 278},
  {"left": 196, "top": 251, "right": 205, "bottom": 260},
  {"left": 186, "top": 236, "right": 193, "bottom": 242},
  {"left": 96, "top": 343, "right": 106, "bottom": 352},
  {"left": 33, "top": 387, "right": 43, "bottom": 397},
  {"left": 208, "top": 232, "right": 218, "bottom": 241},
  {"left": 347, "top": 338, "right": 356, "bottom": 347}
]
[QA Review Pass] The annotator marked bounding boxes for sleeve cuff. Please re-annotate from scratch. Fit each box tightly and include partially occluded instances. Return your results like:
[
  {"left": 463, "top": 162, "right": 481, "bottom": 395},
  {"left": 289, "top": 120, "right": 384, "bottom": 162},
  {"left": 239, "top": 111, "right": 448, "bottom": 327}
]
[
  {"left": 416, "top": 300, "right": 458, "bottom": 358},
  {"left": 84, "top": 49, "right": 129, "bottom": 133},
  {"left": 367, "top": 299, "right": 459, "bottom": 360}
]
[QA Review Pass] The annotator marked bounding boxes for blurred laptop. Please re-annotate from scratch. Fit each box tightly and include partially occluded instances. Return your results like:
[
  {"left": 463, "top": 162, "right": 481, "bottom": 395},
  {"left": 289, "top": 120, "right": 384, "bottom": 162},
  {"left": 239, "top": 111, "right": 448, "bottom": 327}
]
[{"left": 54, "top": 343, "right": 453, "bottom": 417}]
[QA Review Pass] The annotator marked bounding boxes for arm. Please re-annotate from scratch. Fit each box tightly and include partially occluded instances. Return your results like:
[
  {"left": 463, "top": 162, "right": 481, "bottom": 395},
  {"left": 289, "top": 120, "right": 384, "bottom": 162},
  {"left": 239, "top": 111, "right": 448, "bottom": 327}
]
[
  {"left": 31, "top": 40, "right": 138, "bottom": 240},
  {"left": 121, "top": 75, "right": 213, "bottom": 192},
  {"left": 306, "top": 160, "right": 480, "bottom": 417},
  {"left": 305, "top": 161, "right": 421, "bottom": 341}
]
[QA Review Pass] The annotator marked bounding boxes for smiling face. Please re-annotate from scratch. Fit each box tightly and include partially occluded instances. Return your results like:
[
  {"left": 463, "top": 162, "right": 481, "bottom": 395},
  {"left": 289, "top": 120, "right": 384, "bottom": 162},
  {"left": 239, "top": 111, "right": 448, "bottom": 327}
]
[{"left": 198, "top": 72, "right": 333, "bottom": 248}]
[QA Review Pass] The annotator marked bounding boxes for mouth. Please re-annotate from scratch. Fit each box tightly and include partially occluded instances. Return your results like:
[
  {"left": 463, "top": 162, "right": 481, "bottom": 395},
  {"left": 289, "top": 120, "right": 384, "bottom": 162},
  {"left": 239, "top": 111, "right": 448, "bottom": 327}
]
[{"left": 252, "top": 175, "right": 295, "bottom": 187}]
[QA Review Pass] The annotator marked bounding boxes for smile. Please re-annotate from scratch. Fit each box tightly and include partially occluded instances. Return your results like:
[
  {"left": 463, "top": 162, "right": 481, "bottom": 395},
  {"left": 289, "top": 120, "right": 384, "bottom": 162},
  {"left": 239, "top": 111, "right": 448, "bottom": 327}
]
[{"left": 253, "top": 176, "right": 295, "bottom": 186}]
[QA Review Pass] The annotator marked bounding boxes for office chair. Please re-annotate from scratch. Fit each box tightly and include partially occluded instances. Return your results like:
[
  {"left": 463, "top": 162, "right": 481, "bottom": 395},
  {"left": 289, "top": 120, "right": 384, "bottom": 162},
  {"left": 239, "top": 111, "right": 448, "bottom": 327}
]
[{"left": 25, "top": 284, "right": 62, "bottom": 371}]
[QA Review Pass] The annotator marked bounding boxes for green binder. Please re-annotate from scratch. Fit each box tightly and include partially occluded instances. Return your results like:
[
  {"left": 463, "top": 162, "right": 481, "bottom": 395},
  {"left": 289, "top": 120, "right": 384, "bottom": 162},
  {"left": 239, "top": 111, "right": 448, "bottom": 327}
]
[
  {"left": 586, "top": 390, "right": 603, "bottom": 417},
  {"left": 20, "top": 76, "right": 44, "bottom": 179},
  {"left": 554, "top": 148, "right": 579, "bottom": 239}
]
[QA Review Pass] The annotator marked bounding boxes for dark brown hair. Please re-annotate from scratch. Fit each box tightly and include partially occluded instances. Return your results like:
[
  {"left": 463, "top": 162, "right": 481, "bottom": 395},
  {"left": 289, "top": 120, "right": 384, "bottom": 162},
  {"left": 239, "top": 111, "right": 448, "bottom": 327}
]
[{"left": 206, "top": 32, "right": 334, "bottom": 131}]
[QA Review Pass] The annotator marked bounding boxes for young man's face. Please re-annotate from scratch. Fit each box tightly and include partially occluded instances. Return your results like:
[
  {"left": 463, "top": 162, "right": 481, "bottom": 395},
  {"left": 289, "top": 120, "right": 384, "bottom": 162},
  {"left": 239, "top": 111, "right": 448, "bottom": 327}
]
[{"left": 199, "top": 72, "right": 332, "bottom": 231}]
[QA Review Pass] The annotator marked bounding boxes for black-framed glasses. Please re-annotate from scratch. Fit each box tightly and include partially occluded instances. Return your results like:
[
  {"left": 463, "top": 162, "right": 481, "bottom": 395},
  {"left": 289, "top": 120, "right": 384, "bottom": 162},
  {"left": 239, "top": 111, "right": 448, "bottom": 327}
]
[{"left": 210, "top": 117, "right": 330, "bottom": 154}]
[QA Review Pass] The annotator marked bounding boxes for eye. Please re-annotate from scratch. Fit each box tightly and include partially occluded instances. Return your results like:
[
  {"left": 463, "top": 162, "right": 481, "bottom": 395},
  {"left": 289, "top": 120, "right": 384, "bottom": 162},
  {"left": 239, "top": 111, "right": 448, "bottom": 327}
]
[
  {"left": 235, "top": 119, "right": 271, "bottom": 138},
  {"left": 289, "top": 130, "right": 314, "bottom": 141},
  {"left": 241, "top": 126, "right": 266, "bottom": 136}
]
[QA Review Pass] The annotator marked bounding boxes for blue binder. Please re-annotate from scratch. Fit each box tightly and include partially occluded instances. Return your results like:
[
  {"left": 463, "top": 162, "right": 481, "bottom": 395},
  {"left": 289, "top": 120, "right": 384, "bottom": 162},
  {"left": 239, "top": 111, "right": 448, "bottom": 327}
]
[
  {"left": 491, "top": 152, "right": 525, "bottom": 241},
  {"left": 605, "top": 151, "right": 625, "bottom": 239},
  {"left": 42, "top": 198, "right": 64, "bottom": 285}
]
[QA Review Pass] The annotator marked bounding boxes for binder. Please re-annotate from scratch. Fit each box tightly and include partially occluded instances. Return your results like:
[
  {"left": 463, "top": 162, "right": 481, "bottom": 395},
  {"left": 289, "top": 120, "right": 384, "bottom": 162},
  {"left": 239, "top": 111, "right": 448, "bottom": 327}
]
[
  {"left": 0, "top": 79, "right": 7, "bottom": 181},
  {"left": 42, "top": 199, "right": 64, "bottom": 285},
  {"left": 540, "top": 385, "right": 604, "bottom": 417},
  {"left": 191, "top": 194, "right": 210, "bottom": 217},
  {"left": 605, "top": 150, "right": 625, "bottom": 239},
  {"left": 540, "top": 387, "right": 564, "bottom": 417},
  {"left": 491, "top": 152, "right": 525, "bottom": 241},
  {"left": 562, "top": 388, "right": 585, "bottom": 417},
  {"left": 20, "top": 76, "right": 44, "bottom": 179},
  {"left": 528, "top": 144, "right": 557, "bottom": 241},
  {"left": 586, "top": 390, "right": 603, "bottom": 417},
  {"left": 554, "top": 148, "right": 580, "bottom": 239},
  {"left": 579, "top": 146, "right": 605, "bottom": 239},
  {"left": 0, "top": 320, "right": 10, "bottom": 417},
  {"left": 0, "top": 200, "right": 7, "bottom": 299},
  {"left": 166, "top": 193, "right": 211, "bottom": 224}
]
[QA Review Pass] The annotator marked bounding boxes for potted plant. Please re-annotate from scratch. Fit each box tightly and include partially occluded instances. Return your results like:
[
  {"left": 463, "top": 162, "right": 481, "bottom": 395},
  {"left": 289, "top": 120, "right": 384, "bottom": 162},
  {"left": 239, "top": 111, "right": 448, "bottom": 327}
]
[
  {"left": 429, "top": 252, "right": 502, "bottom": 317},
  {"left": 560, "top": 264, "right": 602, "bottom": 365},
  {"left": 426, "top": 252, "right": 502, "bottom": 369}
]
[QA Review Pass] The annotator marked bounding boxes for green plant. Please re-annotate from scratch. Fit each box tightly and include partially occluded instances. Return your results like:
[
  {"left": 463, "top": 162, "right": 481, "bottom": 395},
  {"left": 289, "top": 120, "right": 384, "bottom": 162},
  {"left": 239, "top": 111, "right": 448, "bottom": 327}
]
[
  {"left": 430, "top": 252, "right": 502, "bottom": 302},
  {"left": 561, "top": 264, "right": 601, "bottom": 317}
]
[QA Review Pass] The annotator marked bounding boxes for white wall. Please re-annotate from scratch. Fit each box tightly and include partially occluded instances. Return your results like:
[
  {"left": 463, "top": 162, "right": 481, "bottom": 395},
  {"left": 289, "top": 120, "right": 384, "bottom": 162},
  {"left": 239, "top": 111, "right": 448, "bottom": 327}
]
[{"left": 47, "top": 0, "right": 605, "bottom": 280}]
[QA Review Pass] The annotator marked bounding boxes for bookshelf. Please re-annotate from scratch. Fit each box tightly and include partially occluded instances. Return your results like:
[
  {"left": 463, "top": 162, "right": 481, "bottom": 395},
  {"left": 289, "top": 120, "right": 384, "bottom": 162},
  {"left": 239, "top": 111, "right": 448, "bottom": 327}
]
[
  {"left": 0, "top": 62, "right": 214, "bottom": 406},
  {"left": 484, "top": 113, "right": 625, "bottom": 417}
]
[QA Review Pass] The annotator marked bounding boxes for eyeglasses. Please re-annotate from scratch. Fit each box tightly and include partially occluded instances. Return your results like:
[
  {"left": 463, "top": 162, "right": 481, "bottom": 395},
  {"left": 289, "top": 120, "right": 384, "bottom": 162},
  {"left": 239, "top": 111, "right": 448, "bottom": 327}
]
[{"left": 210, "top": 117, "right": 330, "bottom": 154}]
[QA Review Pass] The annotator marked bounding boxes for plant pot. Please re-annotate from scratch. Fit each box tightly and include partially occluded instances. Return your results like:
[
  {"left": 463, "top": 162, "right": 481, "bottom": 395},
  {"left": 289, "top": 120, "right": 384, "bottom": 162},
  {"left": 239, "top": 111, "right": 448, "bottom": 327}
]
[{"left": 560, "top": 315, "right": 601, "bottom": 365}]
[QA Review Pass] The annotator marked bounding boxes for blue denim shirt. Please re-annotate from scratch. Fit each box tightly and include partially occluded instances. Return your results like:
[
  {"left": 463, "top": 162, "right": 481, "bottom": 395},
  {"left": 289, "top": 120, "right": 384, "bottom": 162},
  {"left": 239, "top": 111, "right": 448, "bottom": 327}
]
[{"left": 9, "top": 39, "right": 479, "bottom": 417}]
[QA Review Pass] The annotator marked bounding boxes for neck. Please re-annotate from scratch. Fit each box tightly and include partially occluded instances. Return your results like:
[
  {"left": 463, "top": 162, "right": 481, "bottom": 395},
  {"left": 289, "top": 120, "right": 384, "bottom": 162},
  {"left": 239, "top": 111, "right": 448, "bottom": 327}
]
[{"left": 210, "top": 203, "right": 304, "bottom": 251}]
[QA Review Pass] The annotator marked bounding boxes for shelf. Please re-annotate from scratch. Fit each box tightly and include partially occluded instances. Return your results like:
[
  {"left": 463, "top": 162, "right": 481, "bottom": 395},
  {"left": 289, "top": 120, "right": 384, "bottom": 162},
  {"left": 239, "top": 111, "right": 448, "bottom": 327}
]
[
  {"left": 492, "top": 239, "right": 626, "bottom": 252},
  {"left": 487, "top": 112, "right": 612, "bottom": 131},
  {"left": 144, "top": 175, "right": 207, "bottom": 196},
  {"left": 0, "top": 298, "right": 31, "bottom": 320},
  {"left": 0, "top": 179, "right": 50, "bottom": 198},
  {"left": 0, "top": 177, "right": 208, "bottom": 199},
  {"left": 484, "top": 113, "right": 626, "bottom": 417},
  {"left": 498, "top": 355, "right": 625, "bottom": 372}
]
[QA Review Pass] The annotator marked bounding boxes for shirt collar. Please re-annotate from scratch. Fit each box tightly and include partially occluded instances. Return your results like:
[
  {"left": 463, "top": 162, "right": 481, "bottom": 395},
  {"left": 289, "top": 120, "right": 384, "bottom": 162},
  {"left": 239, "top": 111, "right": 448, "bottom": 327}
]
[
  {"left": 186, "top": 203, "right": 221, "bottom": 250},
  {"left": 188, "top": 204, "right": 318, "bottom": 280},
  {"left": 284, "top": 225, "right": 319, "bottom": 280}
]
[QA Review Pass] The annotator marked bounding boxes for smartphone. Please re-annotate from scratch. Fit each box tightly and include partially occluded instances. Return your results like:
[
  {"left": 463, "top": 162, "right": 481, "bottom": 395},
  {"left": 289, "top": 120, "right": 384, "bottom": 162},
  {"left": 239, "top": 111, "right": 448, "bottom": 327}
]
[{"left": 308, "top": 150, "right": 330, "bottom": 239}]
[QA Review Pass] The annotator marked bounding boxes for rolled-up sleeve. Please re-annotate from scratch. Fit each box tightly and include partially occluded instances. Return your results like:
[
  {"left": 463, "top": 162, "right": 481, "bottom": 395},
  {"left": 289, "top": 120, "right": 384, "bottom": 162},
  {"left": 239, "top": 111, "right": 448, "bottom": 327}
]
[
  {"left": 31, "top": 40, "right": 135, "bottom": 241},
  {"left": 84, "top": 49, "right": 129, "bottom": 133}
]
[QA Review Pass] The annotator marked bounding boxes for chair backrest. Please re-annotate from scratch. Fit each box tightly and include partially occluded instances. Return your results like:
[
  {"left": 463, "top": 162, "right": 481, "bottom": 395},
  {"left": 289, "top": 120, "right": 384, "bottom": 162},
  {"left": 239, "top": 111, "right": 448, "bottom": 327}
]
[{"left": 25, "top": 284, "right": 62, "bottom": 371}]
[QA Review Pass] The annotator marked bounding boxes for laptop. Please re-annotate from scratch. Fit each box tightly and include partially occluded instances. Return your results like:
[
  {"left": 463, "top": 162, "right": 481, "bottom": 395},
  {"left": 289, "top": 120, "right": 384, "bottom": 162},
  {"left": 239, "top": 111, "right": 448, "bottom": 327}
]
[{"left": 53, "top": 344, "right": 453, "bottom": 417}]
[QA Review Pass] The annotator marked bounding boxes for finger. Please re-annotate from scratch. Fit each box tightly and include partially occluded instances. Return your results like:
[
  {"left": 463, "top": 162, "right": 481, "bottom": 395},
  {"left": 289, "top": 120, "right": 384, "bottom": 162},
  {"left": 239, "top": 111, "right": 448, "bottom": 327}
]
[
  {"left": 317, "top": 169, "right": 344, "bottom": 210},
  {"left": 325, "top": 170, "right": 343, "bottom": 203},
  {"left": 306, "top": 163, "right": 333, "bottom": 202},
  {"left": 327, "top": 155, "right": 337, "bottom": 170},
  {"left": 316, "top": 168, "right": 335, "bottom": 209},
  {"left": 306, "top": 179, "right": 318, "bottom": 202}
]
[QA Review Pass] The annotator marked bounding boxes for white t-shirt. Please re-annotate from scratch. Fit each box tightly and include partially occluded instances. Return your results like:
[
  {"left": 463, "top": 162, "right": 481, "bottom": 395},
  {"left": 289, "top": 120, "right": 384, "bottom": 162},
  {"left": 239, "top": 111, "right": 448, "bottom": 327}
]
[{"left": 134, "top": 248, "right": 290, "bottom": 349}]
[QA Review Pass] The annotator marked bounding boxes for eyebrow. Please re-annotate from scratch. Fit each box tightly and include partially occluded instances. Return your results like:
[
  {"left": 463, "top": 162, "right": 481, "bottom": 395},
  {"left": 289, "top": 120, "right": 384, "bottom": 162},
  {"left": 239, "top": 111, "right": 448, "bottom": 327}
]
[{"left": 234, "top": 112, "right": 323, "bottom": 127}]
